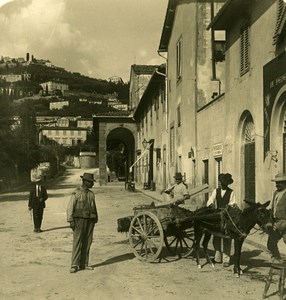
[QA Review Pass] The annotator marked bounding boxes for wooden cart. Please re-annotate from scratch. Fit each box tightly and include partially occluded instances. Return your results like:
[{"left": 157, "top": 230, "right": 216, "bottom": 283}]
[{"left": 117, "top": 203, "right": 195, "bottom": 262}]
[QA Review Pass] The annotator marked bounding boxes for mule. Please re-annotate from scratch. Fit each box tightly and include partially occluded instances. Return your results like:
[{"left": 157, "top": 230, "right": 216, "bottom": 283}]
[{"left": 193, "top": 200, "right": 271, "bottom": 277}]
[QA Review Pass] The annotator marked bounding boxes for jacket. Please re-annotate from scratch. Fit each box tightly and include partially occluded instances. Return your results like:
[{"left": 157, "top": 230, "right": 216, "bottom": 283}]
[
  {"left": 67, "top": 186, "right": 98, "bottom": 223},
  {"left": 28, "top": 184, "right": 48, "bottom": 209},
  {"left": 272, "top": 189, "right": 286, "bottom": 220}
]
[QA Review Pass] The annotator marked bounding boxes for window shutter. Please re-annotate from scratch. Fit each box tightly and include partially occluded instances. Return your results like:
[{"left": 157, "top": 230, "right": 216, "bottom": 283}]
[
  {"left": 240, "top": 24, "right": 250, "bottom": 76},
  {"left": 273, "top": 0, "right": 286, "bottom": 44}
]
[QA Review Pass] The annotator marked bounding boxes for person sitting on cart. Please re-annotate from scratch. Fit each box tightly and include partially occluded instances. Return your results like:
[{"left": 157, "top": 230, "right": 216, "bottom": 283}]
[
  {"left": 170, "top": 172, "right": 190, "bottom": 205},
  {"left": 206, "top": 173, "right": 236, "bottom": 267}
]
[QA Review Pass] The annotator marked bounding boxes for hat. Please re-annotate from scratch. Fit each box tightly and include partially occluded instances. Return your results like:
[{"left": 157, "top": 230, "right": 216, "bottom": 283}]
[
  {"left": 80, "top": 173, "right": 96, "bottom": 182},
  {"left": 174, "top": 172, "right": 183, "bottom": 180},
  {"left": 272, "top": 173, "right": 286, "bottom": 182},
  {"left": 219, "top": 173, "right": 233, "bottom": 185}
]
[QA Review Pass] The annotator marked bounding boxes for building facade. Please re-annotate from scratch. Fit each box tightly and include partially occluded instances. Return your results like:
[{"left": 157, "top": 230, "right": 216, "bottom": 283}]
[
  {"left": 39, "top": 127, "right": 88, "bottom": 146},
  {"left": 133, "top": 64, "right": 167, "bottom": 191},
  {"left": 133, "top": 0, "right": 286, "bottom": 208},
  {"left": 205, "top": 0, "right": 286, "bottom": 207}
]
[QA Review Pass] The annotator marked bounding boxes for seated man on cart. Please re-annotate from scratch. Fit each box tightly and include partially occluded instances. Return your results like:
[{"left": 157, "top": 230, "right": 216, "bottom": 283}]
[{"left": 169, "top": 172, "right": 190, "bottom": 205}]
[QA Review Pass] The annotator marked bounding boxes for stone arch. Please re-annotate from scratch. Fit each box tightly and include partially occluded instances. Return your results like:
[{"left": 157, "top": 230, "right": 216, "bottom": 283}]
[
  {"left": 270, "top": 86, "right": 286, "bottom": 173},
  {"left": 95, "top": 117, "right": 137, "bottom": 185}
]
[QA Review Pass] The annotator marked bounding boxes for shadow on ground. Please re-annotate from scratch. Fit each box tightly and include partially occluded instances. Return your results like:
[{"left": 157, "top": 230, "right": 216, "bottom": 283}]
[
  {"left": 43, "top": 225, "right": 70, "bottom": 232},
  {"left": 91, "top": 253, "right": 134, "bottom": 268}
]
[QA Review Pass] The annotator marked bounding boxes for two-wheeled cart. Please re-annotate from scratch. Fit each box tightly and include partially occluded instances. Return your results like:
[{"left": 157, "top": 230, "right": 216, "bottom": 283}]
[{"left": 117, "top": 203, "right": 196, "bottom": 262}]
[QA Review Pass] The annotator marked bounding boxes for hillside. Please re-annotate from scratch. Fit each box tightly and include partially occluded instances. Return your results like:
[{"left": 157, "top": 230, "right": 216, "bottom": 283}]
[{"left": 0, "top": 64, "right": 129, "bottom": 103}]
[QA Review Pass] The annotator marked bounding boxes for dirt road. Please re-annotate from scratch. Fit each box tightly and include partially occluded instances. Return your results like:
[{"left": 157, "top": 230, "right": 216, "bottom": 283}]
[{"left": 0, "top": 168, "right": 277, "bottom": 300}]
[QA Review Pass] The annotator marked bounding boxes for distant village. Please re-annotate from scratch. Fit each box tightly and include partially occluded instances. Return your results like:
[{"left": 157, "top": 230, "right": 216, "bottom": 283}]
[{"left": 0, "top": 52, "right": 128, "bottom": 149}]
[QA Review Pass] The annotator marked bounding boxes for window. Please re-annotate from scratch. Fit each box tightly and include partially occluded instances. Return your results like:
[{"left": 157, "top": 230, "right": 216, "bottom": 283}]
[
  {"left": 203, "top": 160, "right": 209, "bottom": 202},
  {"left": 176, "top": 38, "right": 182, "bottom": 81},
  {"left": 214, "top": 30, "right": 226, "bottom": 62},
  {"left": 240, "top": 23, "right": 250, "bottom": 76},
  {"left": 170, "top": 125, "right": 175, "bottom": 165},
  {"left": 177, "top": 104, "right": 181, "bottom": 127},
  {"left": 215, "top": 157, "right": 222, "bottom": 188}
]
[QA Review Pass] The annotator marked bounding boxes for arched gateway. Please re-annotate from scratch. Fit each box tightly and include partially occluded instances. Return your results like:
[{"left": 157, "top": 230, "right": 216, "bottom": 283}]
[{"left": 93, "top": 115, "right": 137, "bottom": 185}]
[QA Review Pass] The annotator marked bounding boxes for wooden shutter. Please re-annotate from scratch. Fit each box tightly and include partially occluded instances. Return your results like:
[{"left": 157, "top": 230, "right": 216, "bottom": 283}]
[
  {"left": 273, "top": 0, "right": 286, "bottom": 44},
  {"left": 240, "top": 24, "right": 250, "bottom": 76}
]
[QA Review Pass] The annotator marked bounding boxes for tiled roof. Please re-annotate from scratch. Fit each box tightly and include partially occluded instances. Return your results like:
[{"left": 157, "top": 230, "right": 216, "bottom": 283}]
[{"left": 131, "top": 65, "right": 159, "bottom": 75}]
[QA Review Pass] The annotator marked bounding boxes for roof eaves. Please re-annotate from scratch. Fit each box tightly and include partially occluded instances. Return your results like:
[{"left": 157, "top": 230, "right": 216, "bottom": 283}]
[
  {"left": 207, "top": 0, "right": 233, "bottom": 30},
  {"left": 158, "top": 0, "right": 178, "bottom": 52}
]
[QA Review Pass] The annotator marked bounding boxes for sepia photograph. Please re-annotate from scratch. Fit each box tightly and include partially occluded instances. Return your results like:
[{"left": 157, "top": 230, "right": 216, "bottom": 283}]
[{"left": 0, "top": 0, "right": 286, "bottom": 299}]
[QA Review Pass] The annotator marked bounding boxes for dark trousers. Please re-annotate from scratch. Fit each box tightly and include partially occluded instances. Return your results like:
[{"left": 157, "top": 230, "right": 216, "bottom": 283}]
[
  {"left": 71, "top": 218, "right": 95, "bottom": 268},
  {"left": 33, "top": 207, "right": 44, "bottom": 230},
  {"left": 267, "top": 228, "right": 282, "bottom": 259}
]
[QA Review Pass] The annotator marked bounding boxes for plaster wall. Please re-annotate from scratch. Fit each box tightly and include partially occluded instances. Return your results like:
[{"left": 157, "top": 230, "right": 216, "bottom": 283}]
[{"left": 223, "top": 1, "right": 279, "bottom": 203}]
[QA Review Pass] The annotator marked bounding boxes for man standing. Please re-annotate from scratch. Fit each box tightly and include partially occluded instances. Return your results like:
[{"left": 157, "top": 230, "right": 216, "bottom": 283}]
[
  {"left": 207, "top": 173, "right": 236, "bottom": 267},
  {"left": 170, "top": 172, "right": 190, "bottom": 205},
  {"left": 67, "top": 172, "right": 98, "bottom": 273},
  {"left": 28, "top": 177, "right": 48, "bottom": 233},
  {"left": 267, "top": 173, "right": 286, "bottom": 263}
]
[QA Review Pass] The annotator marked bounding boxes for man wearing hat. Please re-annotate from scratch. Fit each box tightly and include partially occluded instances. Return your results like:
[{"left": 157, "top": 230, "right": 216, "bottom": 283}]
[
  {"left": 267, "top": 173, "right": 286, "bottom": 263},
  {"left": 28, "top": 176, "right": 48, "bottom": 233},
  {"left": 67, "top": 172, "right": 98, "bottom": 273},
  {"left": 170, "top": 172, "right": 190, "bottom": 205},
  {"left": 207, "top": 173, "right": 236, "bottom": 267}
]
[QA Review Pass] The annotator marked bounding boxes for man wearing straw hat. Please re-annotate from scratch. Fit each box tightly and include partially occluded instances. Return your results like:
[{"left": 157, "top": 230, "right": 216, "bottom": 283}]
[
  {"left": 267, "top": 173, "right": 286, "bottom": 263},
  {"left": 67, "top": 172, "right": 98, "bottom": 273}
]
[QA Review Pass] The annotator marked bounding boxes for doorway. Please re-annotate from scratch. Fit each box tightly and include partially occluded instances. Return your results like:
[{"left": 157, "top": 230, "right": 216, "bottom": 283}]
[{"left": 244, "top": 119, "right": 256, "bottom": 202}]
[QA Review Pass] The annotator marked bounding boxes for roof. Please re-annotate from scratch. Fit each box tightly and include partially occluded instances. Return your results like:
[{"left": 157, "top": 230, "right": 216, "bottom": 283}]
[
  {"left": 133, "top": 64, "right": 166, "bottom": 120},
  {"left": 131, "top": 65, "right": 159, "bottom": 75},
  {"left": 207, "top": 0, "right": 253, "bottom": 30},
  {"left": 158, "top": 0, "right": 178, "bottom": 52}
]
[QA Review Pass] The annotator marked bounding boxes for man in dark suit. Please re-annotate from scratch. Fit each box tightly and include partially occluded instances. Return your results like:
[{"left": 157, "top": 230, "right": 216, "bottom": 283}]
[{"left": 28, "top": 177, "right": 48, "bottom": 233}]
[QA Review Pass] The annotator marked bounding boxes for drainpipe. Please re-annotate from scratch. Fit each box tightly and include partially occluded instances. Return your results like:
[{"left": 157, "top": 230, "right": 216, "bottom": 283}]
[
  {"left": 210, "top": 0, "right": 216, "bottom": 80},
  {"left": 157, "top": 50, "right": 168, "bottom": 133}
]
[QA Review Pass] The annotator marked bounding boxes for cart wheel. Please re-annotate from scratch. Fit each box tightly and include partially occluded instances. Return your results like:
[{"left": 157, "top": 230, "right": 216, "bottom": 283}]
[
  {"left": 164, "top": 227, "right": 195, "bottom": 258},
  {"left": 129, "top": 211, "right": 164, "bottom": 262}
]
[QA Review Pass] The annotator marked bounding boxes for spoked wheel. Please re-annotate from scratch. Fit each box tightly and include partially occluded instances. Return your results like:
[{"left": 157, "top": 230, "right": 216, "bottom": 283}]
[
  {"left": 129, "top": 211, "right": 164, "bottom": 262},
  {"left": 164, "top": 226, "right": 195, "bottom": 258}
]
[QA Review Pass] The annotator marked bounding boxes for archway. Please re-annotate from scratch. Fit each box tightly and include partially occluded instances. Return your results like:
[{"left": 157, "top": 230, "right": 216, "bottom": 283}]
[
  {"left": 270, "top": 89, "right": 286, "bottom": 173},
  {"left": 106, "top": 127, "right": 135, "bottom": 184}
]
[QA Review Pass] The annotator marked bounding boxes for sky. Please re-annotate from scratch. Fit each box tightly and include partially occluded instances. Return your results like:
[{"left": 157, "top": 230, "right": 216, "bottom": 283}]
[{"left": 0, "top": 0, "right": 168, "bottom": 82}]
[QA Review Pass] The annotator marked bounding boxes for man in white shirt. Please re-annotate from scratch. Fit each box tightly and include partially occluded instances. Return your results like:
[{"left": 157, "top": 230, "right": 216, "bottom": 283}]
[
  {"left": 207, "top": 173, "right": 236, "bottom": 267},
  {"left": 170, "top": 172, "right": 190, "bottom": 205},
  {"left": 267, "top": 173, "right": 286, "bottom": 263}
]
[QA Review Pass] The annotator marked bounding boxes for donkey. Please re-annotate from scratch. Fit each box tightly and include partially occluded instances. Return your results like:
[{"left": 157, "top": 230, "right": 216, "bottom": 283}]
[{"left": 193, "top": 200, "right": 271, "bottom": 277}]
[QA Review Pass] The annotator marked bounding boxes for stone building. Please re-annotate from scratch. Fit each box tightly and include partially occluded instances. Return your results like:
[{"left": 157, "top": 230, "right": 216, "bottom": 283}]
[
  {"left": 154, "top": 0, "right": 226, "bottom": 198},
  {"left": 132, "top": 64, "right": 167, "bottom": 191},
  {"left": 204, "top": 0, "right": 286, "bottom": 207}
]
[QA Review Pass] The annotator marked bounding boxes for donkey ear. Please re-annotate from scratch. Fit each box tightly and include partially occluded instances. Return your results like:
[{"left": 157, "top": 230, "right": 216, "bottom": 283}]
[
  {"left": 244, "top": 200, "right": 254, "bottom": 206},
  {"left": 262, "top": 200, "right": 271, "bottom": 208}
]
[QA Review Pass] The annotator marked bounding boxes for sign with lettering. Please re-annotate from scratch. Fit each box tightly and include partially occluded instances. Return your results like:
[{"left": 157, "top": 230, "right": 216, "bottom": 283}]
[
  {"left": 263, "top": 52, "right": 286, "bottom": 159},
  {"left": 213, "top": 143, "right": 223, "bottom": 157}
]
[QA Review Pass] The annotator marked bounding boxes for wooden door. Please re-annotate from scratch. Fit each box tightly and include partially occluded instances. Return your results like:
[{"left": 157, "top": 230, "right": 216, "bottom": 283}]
[{"left": 244, "top": 142, "right": 255, "bottom": 202}]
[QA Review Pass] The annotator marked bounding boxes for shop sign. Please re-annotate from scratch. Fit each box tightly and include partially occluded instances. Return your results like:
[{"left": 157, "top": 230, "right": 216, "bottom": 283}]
[{"left": 213, "top": 143, "right": 223, "bottom": 157}]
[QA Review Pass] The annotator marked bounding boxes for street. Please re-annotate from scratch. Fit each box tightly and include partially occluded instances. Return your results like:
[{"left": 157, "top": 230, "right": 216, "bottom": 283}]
[{"left": 0, "top": 168, "right": 279, "bottom": 300}]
